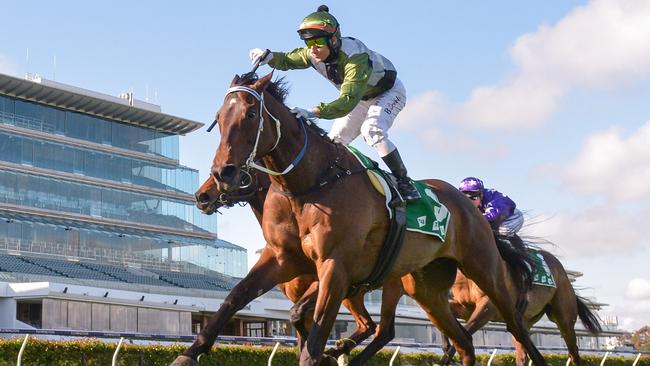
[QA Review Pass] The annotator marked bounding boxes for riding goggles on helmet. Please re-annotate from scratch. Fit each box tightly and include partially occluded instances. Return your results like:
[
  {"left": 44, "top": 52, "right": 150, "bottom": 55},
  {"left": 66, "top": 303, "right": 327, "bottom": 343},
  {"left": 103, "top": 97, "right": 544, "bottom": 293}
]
[{"left": 305, "top": 37, "right": 328, "bottom": 48}]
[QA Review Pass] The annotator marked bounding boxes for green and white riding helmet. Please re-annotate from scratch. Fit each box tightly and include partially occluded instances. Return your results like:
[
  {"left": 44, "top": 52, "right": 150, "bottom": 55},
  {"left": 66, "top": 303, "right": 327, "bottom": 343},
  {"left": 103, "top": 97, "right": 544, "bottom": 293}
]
[{"left": 297, "top": 5, "right": 341, "bottom": 43}]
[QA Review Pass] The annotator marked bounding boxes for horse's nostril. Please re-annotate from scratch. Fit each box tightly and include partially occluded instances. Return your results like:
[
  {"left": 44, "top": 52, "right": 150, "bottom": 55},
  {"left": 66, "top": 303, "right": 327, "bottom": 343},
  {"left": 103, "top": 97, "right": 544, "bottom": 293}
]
[{"left": 197, "top": 192, "right": 210, "bottom": 204}]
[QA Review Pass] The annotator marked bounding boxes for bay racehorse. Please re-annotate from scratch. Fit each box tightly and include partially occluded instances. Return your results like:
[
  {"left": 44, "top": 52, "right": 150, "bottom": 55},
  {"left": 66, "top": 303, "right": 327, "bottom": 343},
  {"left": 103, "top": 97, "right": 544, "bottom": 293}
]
[
  {"left": 194, "top": 172, "right": 387, "bottom": 361},
  {"left": 440, "top": 246, "right": 601, "bottom": 366},
  {"left": 195, "top": 163, "right": 541, "bottom": 366},
  {"left": 172, "top": 72, "right": 547, "bottom": 366}
]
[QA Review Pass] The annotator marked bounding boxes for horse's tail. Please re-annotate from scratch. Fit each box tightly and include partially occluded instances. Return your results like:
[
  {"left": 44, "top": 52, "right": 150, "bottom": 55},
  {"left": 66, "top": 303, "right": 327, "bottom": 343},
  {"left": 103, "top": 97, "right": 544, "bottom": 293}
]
[
  {"left": 576, "top": 295, "right": 602, "bottom": 335},
  {"left": 493, "top": 233, "right": 535, "bottom": 313}
]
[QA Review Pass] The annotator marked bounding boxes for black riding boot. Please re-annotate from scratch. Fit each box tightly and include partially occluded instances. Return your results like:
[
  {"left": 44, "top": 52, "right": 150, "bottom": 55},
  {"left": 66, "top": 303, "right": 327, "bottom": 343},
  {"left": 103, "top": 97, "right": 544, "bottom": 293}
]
[{"left": 382, "top": 149, "right": 421, "bottom": 202}]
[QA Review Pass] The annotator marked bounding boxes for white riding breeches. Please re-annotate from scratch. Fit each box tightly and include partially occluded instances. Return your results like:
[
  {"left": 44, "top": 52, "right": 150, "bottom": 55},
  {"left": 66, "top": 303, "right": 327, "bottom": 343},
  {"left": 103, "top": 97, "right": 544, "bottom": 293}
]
[
  {"left": 328, "top": 79, "right": 407, "bottom": 157},
  {"left": 498, "top": 209, "right": 524, "bottom": 237}
]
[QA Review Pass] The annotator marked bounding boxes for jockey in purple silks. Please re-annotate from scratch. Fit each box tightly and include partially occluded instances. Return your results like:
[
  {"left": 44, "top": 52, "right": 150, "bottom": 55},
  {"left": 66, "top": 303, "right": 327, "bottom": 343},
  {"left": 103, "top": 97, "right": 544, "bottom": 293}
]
[{"left": 458, "top": 177, "right": 524, "bottom": 237}]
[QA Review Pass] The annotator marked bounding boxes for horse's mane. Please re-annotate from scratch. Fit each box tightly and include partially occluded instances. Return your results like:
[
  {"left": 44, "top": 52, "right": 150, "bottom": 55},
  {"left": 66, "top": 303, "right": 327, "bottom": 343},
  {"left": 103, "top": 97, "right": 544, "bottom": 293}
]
[{"left": 236, "top": 73, "right": 329, "bottom": 137}]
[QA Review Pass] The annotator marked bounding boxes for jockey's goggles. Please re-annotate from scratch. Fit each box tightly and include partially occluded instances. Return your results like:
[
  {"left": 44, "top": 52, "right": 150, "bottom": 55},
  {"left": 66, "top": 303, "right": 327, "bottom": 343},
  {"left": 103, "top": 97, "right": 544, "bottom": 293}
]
[
  {"left": 464, "top": 192, "right": 481, "bottom": 200},
  {"left": 305, "top": 37, "right": 328, "bottom": 48}
]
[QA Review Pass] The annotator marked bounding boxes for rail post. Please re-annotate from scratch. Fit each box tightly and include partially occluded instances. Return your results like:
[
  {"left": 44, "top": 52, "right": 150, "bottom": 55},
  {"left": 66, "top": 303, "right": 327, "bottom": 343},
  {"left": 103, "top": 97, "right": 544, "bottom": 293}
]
[
  {"left": 487, "top": 348, "right": 498, "bottom": 366},
  {"left": 632, "top": 353, "right": 642, "bottom": 366},
  {"left": 566, "top": 357, "right": 571, "bottom": 366},
  {"left": 267, "top": 342, "right": 280, "bottom": 366},
  {"left": 599, "top": 351, "right": 610, "bottom": 366},
  {"left": 112, "top": 337, "right": 125, "bottom": 366},
  {"left": 16, "top": 334, "right": 29, "bottom": 366},
  {"left": 389, "top": 346, "right": 401, "bottom": 366}
]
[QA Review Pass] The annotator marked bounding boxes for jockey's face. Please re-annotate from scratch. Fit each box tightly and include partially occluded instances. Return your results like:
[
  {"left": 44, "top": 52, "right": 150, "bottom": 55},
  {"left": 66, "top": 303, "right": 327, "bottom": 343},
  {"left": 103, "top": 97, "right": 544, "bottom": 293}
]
[
  {"left": 308, "top": 36, "right": 334, "bottom": 63},
  {"left": 465, "top": 192, "right": 482, "bottom": 209}
]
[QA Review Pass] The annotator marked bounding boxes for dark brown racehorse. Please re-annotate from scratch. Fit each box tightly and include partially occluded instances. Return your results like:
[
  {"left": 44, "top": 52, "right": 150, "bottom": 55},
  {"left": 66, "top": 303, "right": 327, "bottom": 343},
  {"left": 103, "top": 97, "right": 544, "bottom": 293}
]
[
  {"left": 440, "top": 247, "right": 601, "bottom": 366},
  {"left": 172, "top": 73, "right": 547, "bottom": 366},
  {"left": 194, "top": 173, "right": 385, "bottom": 361}
]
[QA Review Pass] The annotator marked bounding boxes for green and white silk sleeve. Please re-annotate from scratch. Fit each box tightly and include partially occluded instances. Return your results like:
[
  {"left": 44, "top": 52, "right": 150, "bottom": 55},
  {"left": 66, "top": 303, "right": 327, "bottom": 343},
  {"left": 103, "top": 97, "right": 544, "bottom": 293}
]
[
  {"left": 268, "top": 48, "right": 312, "bottom": 70},
  {"left": 318, "top": 53, "right": 371, "bottom": 119}
]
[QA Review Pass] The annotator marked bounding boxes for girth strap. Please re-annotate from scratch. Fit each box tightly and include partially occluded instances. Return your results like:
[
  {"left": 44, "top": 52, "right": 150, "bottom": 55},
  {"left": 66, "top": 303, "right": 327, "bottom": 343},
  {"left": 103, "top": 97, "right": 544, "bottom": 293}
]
[{"left": 347, "top": 177, "right": 408, "bottom": 297}]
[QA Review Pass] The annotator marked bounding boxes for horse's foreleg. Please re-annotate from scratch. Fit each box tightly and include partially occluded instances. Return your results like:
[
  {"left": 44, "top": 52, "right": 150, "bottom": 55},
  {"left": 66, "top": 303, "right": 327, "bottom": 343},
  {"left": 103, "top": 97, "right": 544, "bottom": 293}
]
[
  {"left": 348, "top": 277, "right": 402, "bottom": 366},
  {"left": 325, "top": 291, "right": 377, "bottom": 358},
  {"left": 464, "top": 297, "right": 494, "bottom": 333},
  {"left": 172, "top": 253, "right": 289, "bottom": 365},
  {"left": 290, "top": 281, "right": 319, "bottom": 356},
  {"left": 299, "top": 260, "right": 349, "bottom": 366}
]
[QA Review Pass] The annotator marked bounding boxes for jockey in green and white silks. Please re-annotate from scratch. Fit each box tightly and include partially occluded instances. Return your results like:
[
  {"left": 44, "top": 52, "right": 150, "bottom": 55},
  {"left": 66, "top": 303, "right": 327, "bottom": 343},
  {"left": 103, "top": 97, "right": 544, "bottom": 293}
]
[{"left": 249, "top": 5, "right": 421, "bottom": 202}]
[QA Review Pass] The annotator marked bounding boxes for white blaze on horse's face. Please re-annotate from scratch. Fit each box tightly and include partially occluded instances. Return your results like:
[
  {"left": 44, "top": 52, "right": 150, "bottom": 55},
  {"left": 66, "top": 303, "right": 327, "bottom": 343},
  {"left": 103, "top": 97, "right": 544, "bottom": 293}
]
[{"left": 211, "top": 90, "right": 260, "bottom": 191}]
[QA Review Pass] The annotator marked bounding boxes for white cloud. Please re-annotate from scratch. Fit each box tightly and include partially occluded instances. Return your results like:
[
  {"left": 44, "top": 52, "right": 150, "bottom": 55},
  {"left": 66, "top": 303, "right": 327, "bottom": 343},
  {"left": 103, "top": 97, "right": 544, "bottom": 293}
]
[
  {"left": 562, "top": 121, "right": 650, "bottom": 201},
  {"left": 0, "top": 54, "right": 19, "bottom": 77},
  {"left": 393, "top": 91, "right": 512, "bottom": 157},
  {"left": 394, "top": 91, "right": 448, "bottom": 130},
  {"left": 420, "top": 128, "right": 478, "bottom": 152},
  {"left": 626, "top": 278, "right": 650, "bottom": 300},
  {"left": 523, "top": 206, "right": 648, "bottom": 256},
  {"left": 454, "top": 0, "right": 650, "bottom": 129}
]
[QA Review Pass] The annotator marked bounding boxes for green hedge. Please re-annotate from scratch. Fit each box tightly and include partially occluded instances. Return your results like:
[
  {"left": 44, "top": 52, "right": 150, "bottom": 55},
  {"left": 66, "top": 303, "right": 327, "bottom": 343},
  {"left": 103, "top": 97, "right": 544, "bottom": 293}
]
[{"left": 0, "top": 338, "right": 647, "bottom": 366}]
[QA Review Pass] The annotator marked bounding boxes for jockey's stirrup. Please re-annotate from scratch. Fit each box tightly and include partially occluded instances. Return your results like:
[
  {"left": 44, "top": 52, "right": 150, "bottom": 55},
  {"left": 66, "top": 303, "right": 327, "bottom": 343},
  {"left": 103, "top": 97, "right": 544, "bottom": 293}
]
[{"left": 382, "top": 149, "right": 421, "bottom": 202}]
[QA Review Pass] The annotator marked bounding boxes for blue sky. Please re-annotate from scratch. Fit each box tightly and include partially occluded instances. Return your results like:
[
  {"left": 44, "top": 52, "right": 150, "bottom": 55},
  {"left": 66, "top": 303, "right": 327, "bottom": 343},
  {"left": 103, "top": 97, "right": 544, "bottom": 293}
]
[{"left": 2, "top": 1, "right": 649, "bottom": 331}]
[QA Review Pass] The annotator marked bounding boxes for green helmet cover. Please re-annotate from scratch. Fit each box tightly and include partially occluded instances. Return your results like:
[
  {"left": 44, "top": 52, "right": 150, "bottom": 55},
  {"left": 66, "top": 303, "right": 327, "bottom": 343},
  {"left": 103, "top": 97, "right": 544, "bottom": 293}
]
[{"left": 298, "top": 10, "right": 340, "bottom": 40}]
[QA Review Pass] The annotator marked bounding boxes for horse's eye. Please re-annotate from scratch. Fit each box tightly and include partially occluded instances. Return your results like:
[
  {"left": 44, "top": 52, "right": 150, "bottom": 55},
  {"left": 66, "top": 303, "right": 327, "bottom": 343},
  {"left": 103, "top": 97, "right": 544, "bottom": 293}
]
[{"left": 247, "top": 110, "right": 256, "bottom": 119}]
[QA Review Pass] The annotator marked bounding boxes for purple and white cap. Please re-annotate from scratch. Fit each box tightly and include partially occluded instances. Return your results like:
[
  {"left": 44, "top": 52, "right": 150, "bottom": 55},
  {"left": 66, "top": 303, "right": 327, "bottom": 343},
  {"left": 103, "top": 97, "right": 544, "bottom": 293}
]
[{"left": 459, "top": 177, "right": 484, "bottom": 193}]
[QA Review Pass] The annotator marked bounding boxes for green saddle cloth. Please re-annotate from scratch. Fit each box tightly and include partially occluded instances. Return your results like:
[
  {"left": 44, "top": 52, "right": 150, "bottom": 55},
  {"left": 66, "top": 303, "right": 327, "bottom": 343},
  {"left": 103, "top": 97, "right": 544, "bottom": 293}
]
[
  {"left": 346, "top": 146, "right": 450, "bottom": 242},
  {"left": 527, "top": 249, "right": 556, "bottom": 288}
]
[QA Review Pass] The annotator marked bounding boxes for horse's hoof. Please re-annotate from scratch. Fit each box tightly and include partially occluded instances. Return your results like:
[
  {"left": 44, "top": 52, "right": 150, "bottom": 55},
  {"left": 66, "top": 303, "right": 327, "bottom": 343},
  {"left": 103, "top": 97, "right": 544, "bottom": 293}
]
[
  {"left": 337, "top": 354, "right": 349, "bottom": 366},
  {"left": 169, "top": 355, "right": 199, "bottom": 366},
  {"left": 324, "top": 347, "right": 342, "bottom": 358}
]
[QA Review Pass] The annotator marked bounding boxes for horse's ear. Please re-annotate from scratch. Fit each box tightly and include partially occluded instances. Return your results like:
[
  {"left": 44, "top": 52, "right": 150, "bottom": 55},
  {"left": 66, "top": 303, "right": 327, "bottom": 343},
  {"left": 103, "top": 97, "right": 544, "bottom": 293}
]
[
  {"left": 253, "top": 71, "right": 274, "bottom": 91},
  {"left": 230, "top": 74, "right": 241, "bottom": 86}
]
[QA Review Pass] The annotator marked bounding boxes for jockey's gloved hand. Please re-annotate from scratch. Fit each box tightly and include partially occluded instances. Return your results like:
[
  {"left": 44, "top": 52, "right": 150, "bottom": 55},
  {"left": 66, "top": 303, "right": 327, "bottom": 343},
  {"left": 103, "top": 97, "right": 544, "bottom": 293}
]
[
  {"left": 249, "top": 48, "right": 273, "bottom": 65},
  {"left": 290, "top": 107, "right": 317, "bottom": 120}
]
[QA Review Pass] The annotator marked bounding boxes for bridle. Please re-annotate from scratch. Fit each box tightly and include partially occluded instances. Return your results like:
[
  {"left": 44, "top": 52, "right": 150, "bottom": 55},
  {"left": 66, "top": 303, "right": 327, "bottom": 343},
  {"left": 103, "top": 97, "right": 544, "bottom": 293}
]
[{"left": 218, "top": 86, "right": 309, "bottom": 182}]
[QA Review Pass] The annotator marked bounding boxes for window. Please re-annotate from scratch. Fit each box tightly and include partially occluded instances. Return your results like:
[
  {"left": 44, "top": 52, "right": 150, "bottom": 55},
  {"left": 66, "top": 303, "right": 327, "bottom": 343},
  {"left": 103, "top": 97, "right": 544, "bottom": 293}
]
[
  {"left": 17, "top": 301, "right": 42, "bottom": 328},
  {"left": 244, "top": 321, "right": 267, "bottom": 337}
]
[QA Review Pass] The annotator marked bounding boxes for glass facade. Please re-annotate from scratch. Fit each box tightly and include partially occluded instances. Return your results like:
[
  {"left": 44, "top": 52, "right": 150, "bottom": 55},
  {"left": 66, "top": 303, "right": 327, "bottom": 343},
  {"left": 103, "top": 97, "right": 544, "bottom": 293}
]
[
  {"left": 172, "top": 242, "right": 247, "bottom": 278},
  {"left": 0, "top": 95, "right": 179, "bottom": 160},
  {"left": 0, "top": 92, "right": 247, "bottom": 276},
  {"left": 0, "top": 133, "right": 197, "bottom": 194}
]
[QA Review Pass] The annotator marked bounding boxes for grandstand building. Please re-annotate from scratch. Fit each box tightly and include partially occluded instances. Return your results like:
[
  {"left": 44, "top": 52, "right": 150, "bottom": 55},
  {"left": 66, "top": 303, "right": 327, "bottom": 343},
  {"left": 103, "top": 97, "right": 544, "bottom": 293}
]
[
  {"left": 0, "top": 72, "right": 247, "bottom": 334},
  {"left": 0, "top": 72, "right": 623, "bottom": 352}
]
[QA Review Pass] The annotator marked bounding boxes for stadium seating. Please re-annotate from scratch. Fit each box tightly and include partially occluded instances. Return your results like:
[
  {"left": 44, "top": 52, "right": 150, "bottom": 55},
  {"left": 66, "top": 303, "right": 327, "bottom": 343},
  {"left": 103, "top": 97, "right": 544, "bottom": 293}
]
[{"left": 0, "top": 253, "right": 240, "bottom": 292}]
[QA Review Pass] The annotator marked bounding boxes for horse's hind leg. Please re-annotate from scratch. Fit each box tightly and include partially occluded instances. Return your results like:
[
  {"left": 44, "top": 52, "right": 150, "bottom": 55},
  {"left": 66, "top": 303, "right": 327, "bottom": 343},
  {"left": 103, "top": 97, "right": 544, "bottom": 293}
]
[
  {"left": 461, "top": 244, "right": 546, "bottom": 366},
  {"left": 171, "top": 251, "right": 296, "bottom": 365},
  {"left": 403, "top": 260, "right": 476, "bottom": 366},
  {"left": 468, "top": 270, "right": 546, "bottom": 366},
  {"left": 547, "top": 299, "right": 581, "bottom": 365},
  {"left": 347, "top": 277, "right": 403, "bottom": 366}
]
